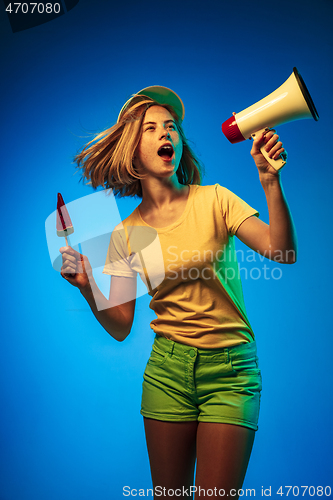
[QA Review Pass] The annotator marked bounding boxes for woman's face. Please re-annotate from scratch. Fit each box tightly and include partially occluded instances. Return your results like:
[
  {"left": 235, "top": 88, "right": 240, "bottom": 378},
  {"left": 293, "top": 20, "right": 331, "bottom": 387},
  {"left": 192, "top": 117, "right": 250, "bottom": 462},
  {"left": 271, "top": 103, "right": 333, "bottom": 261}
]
[{"left": 134, "top": 105, "right": 183, "bottom": 179}]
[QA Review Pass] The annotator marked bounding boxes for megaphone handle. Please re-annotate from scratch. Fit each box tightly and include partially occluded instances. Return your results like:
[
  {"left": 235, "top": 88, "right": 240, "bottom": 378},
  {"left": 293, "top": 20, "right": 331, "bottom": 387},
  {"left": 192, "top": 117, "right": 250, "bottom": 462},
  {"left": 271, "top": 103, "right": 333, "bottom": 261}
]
[{"left": 251, "top": 129, "right": 286, "bottom": 171}]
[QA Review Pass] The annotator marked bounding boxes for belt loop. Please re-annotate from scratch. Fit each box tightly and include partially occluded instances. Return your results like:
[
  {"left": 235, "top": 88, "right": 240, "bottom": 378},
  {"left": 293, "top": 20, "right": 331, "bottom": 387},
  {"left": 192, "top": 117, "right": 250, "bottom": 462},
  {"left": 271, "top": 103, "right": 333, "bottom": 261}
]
[
  {"left": 226, "top": 348, "right": 230, "bottom": 364},
  {"left": 169, "top": 341, "right": 175, "bottom": 356}
]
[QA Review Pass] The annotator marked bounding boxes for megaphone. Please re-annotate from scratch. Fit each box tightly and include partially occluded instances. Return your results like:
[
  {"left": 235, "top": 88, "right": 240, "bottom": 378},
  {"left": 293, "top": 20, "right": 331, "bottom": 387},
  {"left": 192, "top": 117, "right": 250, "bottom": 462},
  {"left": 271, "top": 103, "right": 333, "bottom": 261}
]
[{"left": 222, "top": 67, "right": 319, "bottom": 170}]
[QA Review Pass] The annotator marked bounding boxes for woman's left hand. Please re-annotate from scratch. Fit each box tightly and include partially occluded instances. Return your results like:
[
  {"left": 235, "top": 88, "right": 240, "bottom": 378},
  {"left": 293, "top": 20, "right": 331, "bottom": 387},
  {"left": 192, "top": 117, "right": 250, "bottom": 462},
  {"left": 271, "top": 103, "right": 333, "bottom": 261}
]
[{"left": 250, "top": 129, "right": 287, "bottom": 179}]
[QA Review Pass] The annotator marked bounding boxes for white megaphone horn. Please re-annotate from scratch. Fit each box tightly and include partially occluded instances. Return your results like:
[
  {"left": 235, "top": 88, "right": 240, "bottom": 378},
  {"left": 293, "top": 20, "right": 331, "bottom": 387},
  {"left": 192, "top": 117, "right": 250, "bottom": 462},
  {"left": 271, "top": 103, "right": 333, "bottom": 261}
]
[{"left": 222, "top": 67, "right": 319, "bottom": 170}]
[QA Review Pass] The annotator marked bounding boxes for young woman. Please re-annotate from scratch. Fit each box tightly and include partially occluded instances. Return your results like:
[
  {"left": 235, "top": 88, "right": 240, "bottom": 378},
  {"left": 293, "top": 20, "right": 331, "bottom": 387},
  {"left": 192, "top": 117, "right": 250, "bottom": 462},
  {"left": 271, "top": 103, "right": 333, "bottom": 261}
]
[{"left": 60, "top": 86, "right": 297, "bottom": 499}]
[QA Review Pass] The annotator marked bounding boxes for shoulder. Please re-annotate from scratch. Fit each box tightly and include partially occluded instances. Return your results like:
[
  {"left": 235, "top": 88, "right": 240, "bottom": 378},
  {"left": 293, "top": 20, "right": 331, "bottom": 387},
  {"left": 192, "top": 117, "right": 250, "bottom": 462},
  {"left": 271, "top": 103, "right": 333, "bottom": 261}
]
[
  {"left": 192, "top": 183, "right": 238, "bottom": 204},
  {"left": 212, "top": 183, "right": 249, "bottom": 207},
  {"left": 195, "top": 183, "right": 257, "bottom": 217},
  {"left": 116, "top": 206, "right": 141, "bottom": 228},
  {"left": 192, "top": 183, "right": 219, "bottom": 198},
  {"left": 193, "top": 183, "right": 234, "bottom": 194},
  {"left": 110, "top": 207, "right": 140, "bottom": 246}
]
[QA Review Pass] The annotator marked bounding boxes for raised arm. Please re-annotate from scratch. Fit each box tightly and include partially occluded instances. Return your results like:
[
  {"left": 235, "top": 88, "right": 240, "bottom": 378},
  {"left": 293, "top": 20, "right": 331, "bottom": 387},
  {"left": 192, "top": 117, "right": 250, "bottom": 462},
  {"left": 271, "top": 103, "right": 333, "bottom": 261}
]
[
  {"left": 236, "top": 130, "right": 297, "bottom": 264},
  {"left": 60, "top": 247, "right": 136, "bottom": 341}
]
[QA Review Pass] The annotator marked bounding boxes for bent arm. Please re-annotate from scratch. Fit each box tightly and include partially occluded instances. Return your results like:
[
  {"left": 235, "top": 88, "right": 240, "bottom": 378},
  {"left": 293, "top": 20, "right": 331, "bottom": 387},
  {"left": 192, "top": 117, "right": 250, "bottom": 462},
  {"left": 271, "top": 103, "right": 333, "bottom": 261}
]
[
  {"left": 80, "top": 275, "right": 136, "bottom": 342},
  {"left": 236, "top": 179, "right": 297, "bottom": 263},
  {"left": 235, "top": 130, "right": 297, "bottom": 264},
  {"left": 60, "top": 247, "right": 136, "bottom": 341}
]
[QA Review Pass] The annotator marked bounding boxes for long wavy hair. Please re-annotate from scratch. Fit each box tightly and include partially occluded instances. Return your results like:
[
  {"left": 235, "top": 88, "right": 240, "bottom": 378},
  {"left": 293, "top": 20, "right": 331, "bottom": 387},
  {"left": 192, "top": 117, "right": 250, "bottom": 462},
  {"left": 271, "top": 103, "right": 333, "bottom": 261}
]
[{"left": 74, "top": 95, "right": 204, "bottom": 198}]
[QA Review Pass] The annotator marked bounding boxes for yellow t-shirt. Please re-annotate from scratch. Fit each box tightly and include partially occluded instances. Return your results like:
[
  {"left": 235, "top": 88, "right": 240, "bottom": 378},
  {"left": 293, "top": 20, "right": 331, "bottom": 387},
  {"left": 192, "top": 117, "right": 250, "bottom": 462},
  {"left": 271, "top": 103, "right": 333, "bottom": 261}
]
[{"left": 103, "top": 184, "right": 259, "bottom": 348}]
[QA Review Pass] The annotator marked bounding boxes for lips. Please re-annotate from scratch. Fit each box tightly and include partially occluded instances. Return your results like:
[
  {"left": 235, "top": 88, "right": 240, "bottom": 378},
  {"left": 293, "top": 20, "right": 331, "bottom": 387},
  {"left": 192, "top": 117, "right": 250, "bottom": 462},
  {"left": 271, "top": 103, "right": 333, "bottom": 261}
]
[{"left": 157, "top": 143, "right": 174, "bottom": 161}]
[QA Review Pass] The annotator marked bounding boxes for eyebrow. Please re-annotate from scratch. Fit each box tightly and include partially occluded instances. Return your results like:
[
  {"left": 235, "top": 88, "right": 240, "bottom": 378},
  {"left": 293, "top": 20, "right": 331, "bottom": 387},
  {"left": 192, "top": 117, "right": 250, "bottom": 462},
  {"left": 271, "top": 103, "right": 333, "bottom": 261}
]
[{"left": 143, "top": 120, "right": 176, "bottom": 126}]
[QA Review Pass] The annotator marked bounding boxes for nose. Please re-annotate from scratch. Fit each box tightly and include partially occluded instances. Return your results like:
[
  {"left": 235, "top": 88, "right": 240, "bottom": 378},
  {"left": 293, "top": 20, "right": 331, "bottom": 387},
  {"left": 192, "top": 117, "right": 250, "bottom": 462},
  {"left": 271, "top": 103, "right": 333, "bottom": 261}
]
[{"left": 160, "top": 127, "right": 171, "bottom": 140}]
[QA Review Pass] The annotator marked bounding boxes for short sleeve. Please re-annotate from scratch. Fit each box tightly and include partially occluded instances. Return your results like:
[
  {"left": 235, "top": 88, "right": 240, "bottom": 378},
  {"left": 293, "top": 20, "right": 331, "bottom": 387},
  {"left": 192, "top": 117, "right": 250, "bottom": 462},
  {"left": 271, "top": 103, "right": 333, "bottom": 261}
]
[
  {"left": 103, "top": 223, "right": 137, "bottom": 278},
  {"left": 215, "top": 183, "right": 259, "bottom": 235}
]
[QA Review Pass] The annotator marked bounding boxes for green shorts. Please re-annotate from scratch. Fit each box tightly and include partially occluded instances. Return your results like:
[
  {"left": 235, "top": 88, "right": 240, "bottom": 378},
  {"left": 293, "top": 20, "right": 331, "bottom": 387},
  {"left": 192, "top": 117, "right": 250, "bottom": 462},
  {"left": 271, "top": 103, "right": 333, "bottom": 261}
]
[{"left": 141, "top": 335, "right": 262, "bottom": 431}]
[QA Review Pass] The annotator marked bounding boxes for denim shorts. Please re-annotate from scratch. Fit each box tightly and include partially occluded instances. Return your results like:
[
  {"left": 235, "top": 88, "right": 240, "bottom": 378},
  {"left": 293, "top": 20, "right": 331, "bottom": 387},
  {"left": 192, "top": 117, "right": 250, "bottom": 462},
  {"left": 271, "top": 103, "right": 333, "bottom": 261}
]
[{"left": 141, "top": 335, "right": 262, "bottom": 431}]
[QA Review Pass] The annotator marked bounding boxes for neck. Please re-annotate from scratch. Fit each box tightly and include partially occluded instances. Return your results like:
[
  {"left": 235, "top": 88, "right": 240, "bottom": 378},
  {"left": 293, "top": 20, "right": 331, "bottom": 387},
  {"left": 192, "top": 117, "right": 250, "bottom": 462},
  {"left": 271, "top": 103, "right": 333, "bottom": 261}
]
[{"left": 140, "top": 174, "right": 188, "bottom": 211}]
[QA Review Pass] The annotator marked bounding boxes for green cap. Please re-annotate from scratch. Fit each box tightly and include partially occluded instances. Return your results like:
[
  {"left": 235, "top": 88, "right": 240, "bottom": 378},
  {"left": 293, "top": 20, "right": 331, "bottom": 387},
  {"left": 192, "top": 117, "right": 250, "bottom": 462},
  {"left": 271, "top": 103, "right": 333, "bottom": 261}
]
[{"left": 117, "top": 85, "right": 185, "bottom": 123}]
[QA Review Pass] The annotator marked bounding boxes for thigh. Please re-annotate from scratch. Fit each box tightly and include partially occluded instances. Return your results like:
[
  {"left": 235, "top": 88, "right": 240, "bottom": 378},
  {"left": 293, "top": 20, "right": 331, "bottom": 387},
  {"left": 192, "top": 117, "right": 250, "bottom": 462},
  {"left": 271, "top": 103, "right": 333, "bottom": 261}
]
[
  {"left": 144, "top": 418, "right": 198, "bottom": 499},
  {"left": 195, "top": 422, "right": 255, "bottom": 500}
]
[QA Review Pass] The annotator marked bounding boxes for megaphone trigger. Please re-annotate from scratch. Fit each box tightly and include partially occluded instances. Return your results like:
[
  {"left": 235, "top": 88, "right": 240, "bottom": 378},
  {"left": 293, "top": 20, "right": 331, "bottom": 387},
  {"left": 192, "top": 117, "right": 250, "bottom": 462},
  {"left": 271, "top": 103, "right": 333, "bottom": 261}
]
[{"left": 262, "top": 127, "right": 274, "bottom": 137}]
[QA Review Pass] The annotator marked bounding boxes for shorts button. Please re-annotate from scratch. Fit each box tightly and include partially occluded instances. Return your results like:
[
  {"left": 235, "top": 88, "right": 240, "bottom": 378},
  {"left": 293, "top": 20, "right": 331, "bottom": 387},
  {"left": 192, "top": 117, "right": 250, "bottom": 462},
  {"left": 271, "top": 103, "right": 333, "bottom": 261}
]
[{"left": 189, "top": 349, "right": 196, "bottom": 358}]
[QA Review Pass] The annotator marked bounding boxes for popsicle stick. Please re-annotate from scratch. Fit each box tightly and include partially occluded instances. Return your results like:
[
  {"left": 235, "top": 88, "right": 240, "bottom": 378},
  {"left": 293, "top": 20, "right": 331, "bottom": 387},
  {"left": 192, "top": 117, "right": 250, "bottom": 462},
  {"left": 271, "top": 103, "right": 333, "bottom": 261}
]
[
  {"left": 64, "top": 234, "right": 75, "bottom": 277},
  {"left": 65, "top": 234, "right": 72, "bottom": 248}
]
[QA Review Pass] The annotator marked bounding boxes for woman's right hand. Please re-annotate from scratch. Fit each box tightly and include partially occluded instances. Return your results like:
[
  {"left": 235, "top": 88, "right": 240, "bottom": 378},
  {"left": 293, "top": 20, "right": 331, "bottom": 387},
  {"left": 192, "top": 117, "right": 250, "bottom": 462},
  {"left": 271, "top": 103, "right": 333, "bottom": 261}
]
[{"left": 59, "top": 246, "right": 93, "bottom": 291}]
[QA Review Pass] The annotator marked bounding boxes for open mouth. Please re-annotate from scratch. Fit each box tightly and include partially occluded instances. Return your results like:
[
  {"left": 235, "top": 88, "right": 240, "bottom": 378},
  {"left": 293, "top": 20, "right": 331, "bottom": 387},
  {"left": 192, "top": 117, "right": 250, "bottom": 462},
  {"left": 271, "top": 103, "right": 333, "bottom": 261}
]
[{"left": 157, "top": 144, "right": 174, "bottom": 160}]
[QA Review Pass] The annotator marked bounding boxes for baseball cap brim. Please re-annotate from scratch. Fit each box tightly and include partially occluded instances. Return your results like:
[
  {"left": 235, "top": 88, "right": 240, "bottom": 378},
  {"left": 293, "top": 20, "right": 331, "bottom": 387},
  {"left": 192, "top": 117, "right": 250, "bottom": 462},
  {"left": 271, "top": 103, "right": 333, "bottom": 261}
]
[{"left": 117, "top": 85, "right": 185, "bottom": 123}]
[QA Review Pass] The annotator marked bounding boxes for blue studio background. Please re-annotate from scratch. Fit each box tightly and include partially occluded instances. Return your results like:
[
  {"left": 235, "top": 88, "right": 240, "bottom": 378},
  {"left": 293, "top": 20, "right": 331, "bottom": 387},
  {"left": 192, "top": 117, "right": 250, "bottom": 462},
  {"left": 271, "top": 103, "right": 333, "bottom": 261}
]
[{"left": 1, "top": 0, "right": 332, "bottom": 499}]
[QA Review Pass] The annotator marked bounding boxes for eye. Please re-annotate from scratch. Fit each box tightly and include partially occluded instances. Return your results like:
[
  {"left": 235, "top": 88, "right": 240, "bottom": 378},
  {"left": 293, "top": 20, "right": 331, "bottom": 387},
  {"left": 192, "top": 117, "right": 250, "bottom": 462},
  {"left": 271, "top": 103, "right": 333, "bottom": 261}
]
[
  {"left": 167, "top": 124, "right": 176, "bottom": 130},
  {"left": 145, "top": 126, "right": 155, "bottom": 131}
]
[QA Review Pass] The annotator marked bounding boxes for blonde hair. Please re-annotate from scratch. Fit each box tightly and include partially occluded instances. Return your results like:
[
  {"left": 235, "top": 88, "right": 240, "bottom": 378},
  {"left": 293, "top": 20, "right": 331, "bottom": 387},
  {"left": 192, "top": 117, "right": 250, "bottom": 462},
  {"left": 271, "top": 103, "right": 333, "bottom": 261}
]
[{"left": 74, "top": 96, "right": 204, "bottom": 198}]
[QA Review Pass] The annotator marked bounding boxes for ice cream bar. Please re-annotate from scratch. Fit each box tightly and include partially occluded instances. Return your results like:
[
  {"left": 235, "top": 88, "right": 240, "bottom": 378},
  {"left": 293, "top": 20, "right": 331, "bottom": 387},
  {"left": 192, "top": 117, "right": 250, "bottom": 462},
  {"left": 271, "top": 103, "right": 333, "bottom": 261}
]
[{"left": 56, "top": 193, "right": 74, "bottom": 237}]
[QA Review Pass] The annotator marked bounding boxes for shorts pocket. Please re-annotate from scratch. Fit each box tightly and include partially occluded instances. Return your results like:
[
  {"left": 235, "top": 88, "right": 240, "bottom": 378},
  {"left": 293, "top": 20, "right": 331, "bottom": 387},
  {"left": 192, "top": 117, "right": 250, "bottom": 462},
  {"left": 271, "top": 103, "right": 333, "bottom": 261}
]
[
  {"left": 147, "top": 344, "right": 169, "bottom": 367},
  {"left": 230, "top": 354, "right": 260, "bottom": 375}
]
